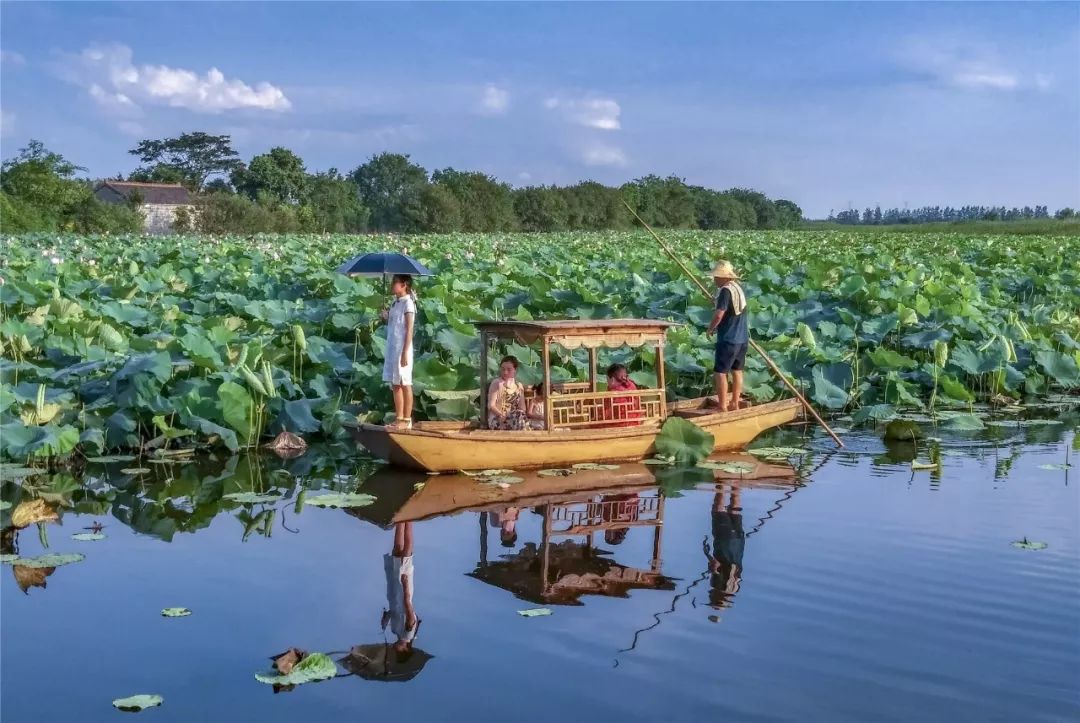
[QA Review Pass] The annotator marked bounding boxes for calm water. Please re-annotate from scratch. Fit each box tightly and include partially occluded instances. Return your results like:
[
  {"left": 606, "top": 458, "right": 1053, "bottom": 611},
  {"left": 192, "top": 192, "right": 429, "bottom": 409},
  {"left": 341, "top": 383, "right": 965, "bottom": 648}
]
[{"left": 2, "top": 421, "right": 1078, "bottom": 723}]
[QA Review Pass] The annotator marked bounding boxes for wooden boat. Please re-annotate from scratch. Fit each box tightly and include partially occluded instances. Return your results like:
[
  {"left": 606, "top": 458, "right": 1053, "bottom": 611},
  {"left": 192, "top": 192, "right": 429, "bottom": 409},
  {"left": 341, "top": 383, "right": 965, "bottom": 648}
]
[{"left": 348, "top": 319, "right": 801, "bottom": 472}]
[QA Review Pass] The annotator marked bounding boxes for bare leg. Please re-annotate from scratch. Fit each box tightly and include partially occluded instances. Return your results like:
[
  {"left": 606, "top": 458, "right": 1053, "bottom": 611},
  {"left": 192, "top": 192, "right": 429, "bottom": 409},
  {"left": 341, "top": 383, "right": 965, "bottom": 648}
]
[
  {"left": 401, "top": 521, "right": 413, "bottom": 556},
  {"left": 391, "top": 385, "right": 404, "bottom": 425},
  {"left": 401, "top": 385, "right": 413, "bottom": 422},
  {"left": 731, "top": 370, "right": 744, "bottom": 410},
  {"left": 714, "top": 373, "right": 729, "bottom": 412},
  {"left": 393, "top": 522, "right": 406, "bottom": 555}
]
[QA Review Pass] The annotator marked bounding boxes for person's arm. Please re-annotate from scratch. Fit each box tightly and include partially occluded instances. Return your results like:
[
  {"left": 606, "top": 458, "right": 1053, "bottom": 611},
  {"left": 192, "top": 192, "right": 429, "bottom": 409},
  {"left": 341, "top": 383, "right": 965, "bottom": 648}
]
[
  {"left": 400, "top": 310, "right": 414, "bottom": 367},
  {"left": 487, "top": 380, "right": 503, "bottom": 419},
  {"left": 707, "top": 289, "right": 731, "bottom": 337}
]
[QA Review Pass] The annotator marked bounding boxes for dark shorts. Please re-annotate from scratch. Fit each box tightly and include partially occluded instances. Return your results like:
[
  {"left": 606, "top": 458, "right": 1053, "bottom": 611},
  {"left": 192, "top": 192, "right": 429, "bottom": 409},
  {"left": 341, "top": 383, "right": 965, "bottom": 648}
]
[{"left": 714, "top": 342, "right": 748, "bottom": 373}]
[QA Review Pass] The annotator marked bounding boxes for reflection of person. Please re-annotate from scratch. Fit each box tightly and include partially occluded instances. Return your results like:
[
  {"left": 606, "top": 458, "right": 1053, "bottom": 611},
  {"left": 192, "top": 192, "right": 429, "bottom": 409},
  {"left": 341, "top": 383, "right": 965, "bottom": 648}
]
[
  {"left": 705, "top": 261, "right": 749, "bottom": 412},
  {"left": 601, "top": 493, "right": 639, "bottom": 546},
  {"left": 490, "top": 507, "right": 520, "bottom": 547},
  {"left": 487, "top": 356, "right": 528, "bottom": 430},
  {"left": 382, "top": 522, "right": 418, "bottom": 660},
  {"left": 705, "top": 486, "right": 743, "bottom": 612}
]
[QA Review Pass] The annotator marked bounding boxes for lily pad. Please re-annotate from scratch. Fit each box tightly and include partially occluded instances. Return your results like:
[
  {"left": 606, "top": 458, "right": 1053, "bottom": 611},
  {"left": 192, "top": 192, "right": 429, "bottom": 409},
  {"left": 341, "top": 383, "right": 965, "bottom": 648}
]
[
  {"left": 11, "top": 552, "right": 85, "bottom": 568},
  {"left": 112, "top": 694, "right": 163, "bottom": 712},
  {"left": 84, "top": 455, "right": 137, "bottom": 463},
  {"left": 1011, "top": 538, "right": 1048, "bottom": 551},
  {"left": 517, "top": 608, "right": 552, "bottom": 617},
  {"left": 413, "top": 482, "right": 425, "bottom": 491},
  {"left": 655, "top": 417, "right": 715, "bottom": 466},
  {"left": 478, "top": 476, "right": 524, "bottom": 486},
  {"left": 161, "top": 607, "right": 192, "bottom": 617},
  {"left": 698, "top": 460, "right": 756, "bottom": 474},
  {"left": 0, "top": 465, "right": 46, "bottom": 481},
  {"left": 747, "top": 447, "right": 809, "bottom": 459},
  {"left": 255, "top": 651, "right": 337, "bottom": 686},
  {"left": 571, "top": 463, "right": 621, "bottom": 471},
  {"left": 71, "top": 532, "right": 106, "bottom": 541},
  {"left": 467, "top": 468, "right": 516, "bottom": 477},
  {"left": 941, "top": 414, "right": 985, "bottom": 431},
  {"left": 120, "top": 467, "right": 151, "bottom": 475},
  {"left": 1038, "top": 463, "right": 1071, "bottom": 471},
  {"left": 910, "top": 461, "right": 938, "bottom": 471},
  {"left": 642, "top": 457, "right": 674, "bottom": 466},
  {"left": 0, "top": 554, "right": 18, "bottom": 564},
  {"left": 538, "top": 468, "right": 577, "bottom": 477},
  {"left": 304, "top": 493, "right": 377, "bottom": 508},
  {"left": 223, "top": 491, "right": 284, "bottom": 504},
  {"left": 0, "top": 500, "right": 10, "bottom": 511}
]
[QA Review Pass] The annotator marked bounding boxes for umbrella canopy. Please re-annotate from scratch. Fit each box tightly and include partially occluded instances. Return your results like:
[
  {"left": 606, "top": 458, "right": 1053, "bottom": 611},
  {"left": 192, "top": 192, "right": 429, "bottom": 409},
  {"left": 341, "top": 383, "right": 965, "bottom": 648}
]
[
  {"left": 339, "top": 643, "right": 434, "bottom": 682},
  {"left": 337, "top": 252, "right": 434, "bottom": 278}
]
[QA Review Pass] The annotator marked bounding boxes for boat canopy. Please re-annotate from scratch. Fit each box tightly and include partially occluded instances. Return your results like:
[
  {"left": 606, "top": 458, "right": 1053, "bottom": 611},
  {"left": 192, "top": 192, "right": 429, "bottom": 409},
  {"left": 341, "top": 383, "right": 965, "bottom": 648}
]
[
  {"left": 475, "top": 319, "right": 677, "bottom": 430},
  {"left": 473, "top": 319, "right": 676, "bottom": 350}
]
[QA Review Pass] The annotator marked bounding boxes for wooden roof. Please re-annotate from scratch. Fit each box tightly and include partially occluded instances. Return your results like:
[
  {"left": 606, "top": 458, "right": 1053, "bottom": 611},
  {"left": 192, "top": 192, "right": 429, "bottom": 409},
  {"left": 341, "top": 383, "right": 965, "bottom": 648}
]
[{"left": 474, "top": 319, "right": 677, "bottom": 349}]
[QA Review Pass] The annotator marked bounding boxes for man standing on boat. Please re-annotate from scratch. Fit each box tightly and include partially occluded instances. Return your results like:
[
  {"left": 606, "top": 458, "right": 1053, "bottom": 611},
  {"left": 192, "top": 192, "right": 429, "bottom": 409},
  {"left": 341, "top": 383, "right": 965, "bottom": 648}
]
[{"left": 706, "top": 260, "right": 749, "bottom": 412}]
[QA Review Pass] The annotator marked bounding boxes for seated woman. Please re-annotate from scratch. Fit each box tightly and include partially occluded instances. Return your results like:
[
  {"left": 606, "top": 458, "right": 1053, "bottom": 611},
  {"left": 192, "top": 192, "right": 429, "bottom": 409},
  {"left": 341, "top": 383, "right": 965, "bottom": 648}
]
[
  {"left": 487, "top": 355, "right": 528, "bottom": 430},
  {"left": 526, "top": 384, "right": 547, "bottom": 430},
  {"left": 603, "top": 363, "right": 644, "bottom": 426}
]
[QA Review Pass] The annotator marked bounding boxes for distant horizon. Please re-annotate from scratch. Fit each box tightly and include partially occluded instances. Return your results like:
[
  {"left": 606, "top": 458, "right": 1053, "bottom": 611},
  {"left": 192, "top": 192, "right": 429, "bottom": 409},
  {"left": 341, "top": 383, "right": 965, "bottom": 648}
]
[{"left": 2, "top": 2, "right": 1078, "bottom": 216}]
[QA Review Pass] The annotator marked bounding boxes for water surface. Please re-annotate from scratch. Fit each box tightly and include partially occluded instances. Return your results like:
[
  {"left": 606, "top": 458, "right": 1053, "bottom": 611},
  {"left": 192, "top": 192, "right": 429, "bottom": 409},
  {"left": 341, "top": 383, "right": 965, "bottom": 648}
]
[{"left": 2, "top": 422, "right": 1078, "bottom": 723}]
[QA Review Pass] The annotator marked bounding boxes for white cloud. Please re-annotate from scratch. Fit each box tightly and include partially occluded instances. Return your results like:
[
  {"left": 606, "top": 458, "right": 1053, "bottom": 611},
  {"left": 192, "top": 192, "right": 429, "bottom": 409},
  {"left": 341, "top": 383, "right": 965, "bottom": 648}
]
[
  {"left": 898, "top": 36, "right": 1050, "bottom": 92},
  {"left": 582, "top": 143, "right": 627, "bottom": 167},
  {"left": 545, "top": 94, "right": 621, "bottom": 130},
  {"left": 117, "top": 120, "right": 145, "bottom": 137},
  {"left": 1, "top": 50, "right": 26, "bottom": 66},
  {"left": 57, "top": 43, "right": 291, "bottom": 114},
  {"left": 479, "top": 84, "right": 509, "bottom": 114},
  {"left": 0, "top": 110, "right": 14, "bottom": 137}
]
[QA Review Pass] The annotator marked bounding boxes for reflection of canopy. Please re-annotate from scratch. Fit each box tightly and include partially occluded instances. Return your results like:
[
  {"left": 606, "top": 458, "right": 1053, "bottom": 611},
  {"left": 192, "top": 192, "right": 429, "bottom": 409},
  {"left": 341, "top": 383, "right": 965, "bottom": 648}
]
[
  {"left": 468, "top": 540, "right": 675, "bottom": 606},
  {"left": 339, "top": 643, "right": 434, "bottom": 682},
  {"left": 474, "top": 319, "right": 677, "bottom": 350}
]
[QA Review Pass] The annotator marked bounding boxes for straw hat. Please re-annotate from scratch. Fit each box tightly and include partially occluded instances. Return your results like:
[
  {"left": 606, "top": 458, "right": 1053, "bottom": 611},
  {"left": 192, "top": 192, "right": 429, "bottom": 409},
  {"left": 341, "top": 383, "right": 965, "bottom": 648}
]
[{"left": 711, "top": 260, "right": 740, "bottom": 279}]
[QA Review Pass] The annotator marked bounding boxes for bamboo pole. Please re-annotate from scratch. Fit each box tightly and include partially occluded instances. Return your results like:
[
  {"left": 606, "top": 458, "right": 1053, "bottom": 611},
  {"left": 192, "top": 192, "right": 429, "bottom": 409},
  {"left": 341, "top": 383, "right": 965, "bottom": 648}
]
[
  {"left": 623, "top": 201, "right": 843, "bottom": 448},
  {"left": 479, "top": 331, "right": 489, "bottom": 428}
]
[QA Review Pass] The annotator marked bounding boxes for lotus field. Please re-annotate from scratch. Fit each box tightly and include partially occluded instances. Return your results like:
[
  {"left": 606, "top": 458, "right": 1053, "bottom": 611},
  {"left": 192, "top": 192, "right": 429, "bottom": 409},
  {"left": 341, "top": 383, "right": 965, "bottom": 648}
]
[{"left": 1, "top": 230, "right": 1078, "bottom": 461}]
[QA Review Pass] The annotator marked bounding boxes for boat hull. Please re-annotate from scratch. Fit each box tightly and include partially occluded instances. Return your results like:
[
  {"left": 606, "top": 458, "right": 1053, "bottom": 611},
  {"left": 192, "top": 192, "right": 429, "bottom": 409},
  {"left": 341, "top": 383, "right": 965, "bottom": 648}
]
[{"left": 347, "top": 398, "right": 802, "bottom": 472}]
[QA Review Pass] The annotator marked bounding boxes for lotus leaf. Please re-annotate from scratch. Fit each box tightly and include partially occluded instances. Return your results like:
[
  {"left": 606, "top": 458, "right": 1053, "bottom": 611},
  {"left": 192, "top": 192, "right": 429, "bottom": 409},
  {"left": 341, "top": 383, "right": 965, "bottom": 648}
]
[
  {"left": 747, "top": 447, "right": 809, "bottom": 459},
  {"left": 571, "top": 463, "right": 620, "bottom": 470},
  {"left": 71, "top": 532, "right": 106, "bottom": 541},
  {"left": 11, "top": 552, "right": 85, "bottom": 568},
  {"left": 1011, "top": 538, "right": 1048, "bottom": 550},
  {"left": 304, "top": 493, "right": 377, "bottom": 508},
  {"left": 655, "top": 417, "right": 715, "bottom": 466},
  {"left": 223, "top": 491, "right": 283, "bottom": 504},
  {"left": 255, "top": 651, "right": 337, "bottom": 685},
  {"left": 1038, "top": 463, "right": 1071, "bottom": 470},
  {"left": 517, "top": 608, "right": 553, "bottom": 617},
  {"left": 942, "top": 414, "right": 985, "bottom": 431},
  {"left": 698, "top": 460, "right": 756, "bottom": 473},
  {"left": 112, "top": 694, "right": 163, "bottom": 712},
  {"left": 538, "top": 468, "right": 576, "bottom": 477},
  {"left": 161, "top": 607, "right": 192, "bottom": 617}
]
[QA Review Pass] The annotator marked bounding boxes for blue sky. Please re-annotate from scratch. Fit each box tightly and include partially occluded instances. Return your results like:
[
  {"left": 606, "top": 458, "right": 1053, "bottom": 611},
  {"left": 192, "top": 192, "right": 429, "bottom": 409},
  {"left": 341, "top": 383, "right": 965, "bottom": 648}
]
[{"left": 1, "top": 1, "right": 1077, "bottom": 217}]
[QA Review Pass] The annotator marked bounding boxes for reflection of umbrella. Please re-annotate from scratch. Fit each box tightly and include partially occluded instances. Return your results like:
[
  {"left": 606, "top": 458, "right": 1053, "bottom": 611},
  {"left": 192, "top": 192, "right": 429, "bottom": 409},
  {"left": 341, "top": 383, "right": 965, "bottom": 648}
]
[
  {"left": 337, "top": 252, "right": 434, "bottom": 278},
  {"left": 338, "top": 643, "right": 434, "bottom": 682}
]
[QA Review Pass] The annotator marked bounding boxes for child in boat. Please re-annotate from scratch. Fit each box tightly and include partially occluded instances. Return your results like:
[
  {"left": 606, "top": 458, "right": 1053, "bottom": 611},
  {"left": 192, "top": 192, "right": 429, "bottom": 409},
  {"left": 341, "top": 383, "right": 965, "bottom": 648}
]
[
  {"left": 487, "top": 355, "right": 528, "bottom": 430},
  {"left": 526, "top": 384, "right": 546, "bottom": 430},
  {"left": 706, "top": 261, "right": 749, "bottom": 412},
  {"left": 604, "top": 363, "right": 643, "bottom": 426},
  {"left": 381, "top": 274, "right": 417, "bottom": 429}
]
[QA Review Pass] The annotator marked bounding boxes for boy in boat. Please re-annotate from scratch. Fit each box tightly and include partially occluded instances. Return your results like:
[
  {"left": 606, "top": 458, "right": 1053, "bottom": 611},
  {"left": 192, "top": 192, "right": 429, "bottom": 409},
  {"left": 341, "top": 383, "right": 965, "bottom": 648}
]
[{"left": 706, "top": 261, "right": 749, "bottom": 412}]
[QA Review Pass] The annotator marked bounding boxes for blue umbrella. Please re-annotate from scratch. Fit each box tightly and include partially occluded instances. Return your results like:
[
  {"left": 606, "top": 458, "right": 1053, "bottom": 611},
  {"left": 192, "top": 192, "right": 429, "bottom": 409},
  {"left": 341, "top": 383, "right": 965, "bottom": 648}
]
[{"left": 337, "top": 252, "right": 434, "bottom": 278}]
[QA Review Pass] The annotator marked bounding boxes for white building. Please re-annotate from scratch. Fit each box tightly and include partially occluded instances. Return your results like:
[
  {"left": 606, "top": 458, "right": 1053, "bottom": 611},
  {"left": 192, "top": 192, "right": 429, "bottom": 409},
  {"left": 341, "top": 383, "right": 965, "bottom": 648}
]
[{"left": 94, "top": 181, "right": 193, "bottom": 234}]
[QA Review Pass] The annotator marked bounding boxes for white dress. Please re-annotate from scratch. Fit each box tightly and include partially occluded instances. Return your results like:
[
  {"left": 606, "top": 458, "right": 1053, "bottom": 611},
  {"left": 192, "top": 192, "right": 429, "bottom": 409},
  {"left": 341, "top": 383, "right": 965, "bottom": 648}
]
[
  {"left": 383, "top": 553, "right": 416, "bottom": 643},
  {"left": 383, "top": 295, "right": 416, "bottom": 386}
]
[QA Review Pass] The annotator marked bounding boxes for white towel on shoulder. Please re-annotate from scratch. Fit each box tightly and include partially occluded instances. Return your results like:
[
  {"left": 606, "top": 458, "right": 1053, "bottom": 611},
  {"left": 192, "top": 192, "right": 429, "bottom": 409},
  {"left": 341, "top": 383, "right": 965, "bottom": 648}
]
[{"left": 722, "top": 281, "right": 747, "bottom": 315}]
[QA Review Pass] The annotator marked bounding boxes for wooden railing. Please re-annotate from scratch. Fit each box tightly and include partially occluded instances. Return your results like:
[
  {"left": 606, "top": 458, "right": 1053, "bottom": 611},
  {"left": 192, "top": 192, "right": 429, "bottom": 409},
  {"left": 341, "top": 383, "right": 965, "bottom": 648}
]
[{"left": 548, "top": 388, "right": 664, "bottom": 430}]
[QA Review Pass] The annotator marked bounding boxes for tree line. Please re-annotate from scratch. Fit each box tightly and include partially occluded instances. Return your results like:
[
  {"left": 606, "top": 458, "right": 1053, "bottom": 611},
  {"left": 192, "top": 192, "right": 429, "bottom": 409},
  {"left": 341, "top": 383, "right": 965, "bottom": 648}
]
[
  {"left": 829, "top": 204, "right": 1076, "bottom": 225},
  {"left": 1, "top": 132, "right": 802, "bottom": 234}
]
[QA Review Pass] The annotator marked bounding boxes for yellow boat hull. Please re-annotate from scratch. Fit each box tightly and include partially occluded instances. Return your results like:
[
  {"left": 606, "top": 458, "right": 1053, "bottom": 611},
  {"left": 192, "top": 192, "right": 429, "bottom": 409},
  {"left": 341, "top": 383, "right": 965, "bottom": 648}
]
[{"left": 347, "top": 398, "right": 802, "bottom": 472}]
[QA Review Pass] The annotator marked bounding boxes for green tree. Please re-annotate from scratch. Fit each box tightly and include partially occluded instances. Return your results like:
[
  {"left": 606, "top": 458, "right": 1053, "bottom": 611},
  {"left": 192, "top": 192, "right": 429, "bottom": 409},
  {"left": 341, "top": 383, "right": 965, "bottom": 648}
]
[
  {"left": 304, "top": 170, "right": 370, "bottom": 232},
  {"left": 560, "top": 181, "right": 629, "bottom": 230},
  {"left": 513, "top": 186, "right": 569, "bottom": 231},
  {"left": 622, "top": 175, "right": 696, "bottom": 228},
  {"left": 1055, "top": 208, "right": 1076, "bottom": 220},
  {"left": 1, "top": 140, "right": 87, "bottom": 226},
  {"left": 431, "top": 167, "right": 516, "bottom": 231},
  {"left": 723, "top": 188, "right": 779, "bottom": 229},
  {"left": 129, "top": 132, "right": 241, "bottom": 189},
  {"left": 349, "top": 152, "right": 428, "bottom": 231},
  {"left": 691, "top": 187, "right": 756, "bottom": 229},
  {"left": 774, "top": 199, "right": 803, "bottom": 229},
  {"left": 232, "top": 147, "right": 309, "bottom": 204},
  {"left": 402, "top": 183, "right": 462, "bottom": 232},
  {"left": 127, "top": 164, "right": 187, "bottom": 185}
]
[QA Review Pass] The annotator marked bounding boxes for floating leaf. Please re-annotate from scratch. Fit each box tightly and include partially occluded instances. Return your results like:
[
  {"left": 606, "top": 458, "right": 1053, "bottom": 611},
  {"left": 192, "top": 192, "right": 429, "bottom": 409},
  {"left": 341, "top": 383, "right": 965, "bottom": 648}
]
[
  {"left": 223, "top": 491, "right": 283, "bottom": 504},
  {"left": 517, "top": 608, "right": 552, "bottom": 617},
  {"left": 698, "top": 460, "right": 756, "bottom": 473},
  {"left": 71, "top": 532, "right": 106, "bottom": 541},
  {"left": 478, "top": 476, "right": 524, "bottom": 486},
  {"left": 941, "top": 414, "right": 985, "bottom": 431},
  {"left": 747, "top": 447, "right": 809, "bottom": 459},
  {"left": 11, "top": 552, "right": 85, "bottom": 568},
  {"left": 0, "top": 500, "right": 10, "bottom": 511},
  {"left": 642, "top": 457, "right": 674, "bottom": 466},
  {"left": 571, "top": 463, "right": 620, "bottom": 470},
  {"left": 910, "top": 461, "right": 938, "bottom": 471},
  {"left": 120, "top": 467, "right": 151, "bottom": 475},
  {"left": 413, "top": 482, "right": 425, "bottom": 491},
  {"left": 1011, "top": 538, "right": 1048, "bottom": 551},
  {"left": 1038, "top": 463, "right": 1071, "bottom": 471},
  {"left": 304, "top": 493, "right": 377, "bottom": 508},
  {"left": 112, "top": 694, "right": 163, "bottom": 712},
  {"left": 0, "top": 465, "right": 46, "bottom": 481},
  {"left": 655, "top": 417, "right": 714, "bottom": 466},
  {"left": 161, "top": 607, "right": 192, "bottom": 617},
  {"left": 254, "top": 651, "right": 337, "bottom": 686},
  {"left": 538, "top": 468, "right": 576, "bottom": 477}
]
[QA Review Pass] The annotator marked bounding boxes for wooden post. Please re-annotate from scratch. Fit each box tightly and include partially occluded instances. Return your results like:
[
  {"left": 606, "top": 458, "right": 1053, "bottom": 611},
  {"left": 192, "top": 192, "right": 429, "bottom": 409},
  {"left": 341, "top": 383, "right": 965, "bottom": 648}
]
[
  {"left": 540, "top": 505, "right": 552, "bottom": 597},
  {"left": 651, "top": 494, "right": 665, "bottom": 572},
  {"left": 479, "top": 331, "right": 489, "bottom": 428},
  {"left": 542, "top": 337, "right": 553, "bottom": 431},
  {"left": 588, "top": 347, "right": 598, "bottom": 392},
  {"left": 656, "top": 340, "right": 667, "bottom": 418}
]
